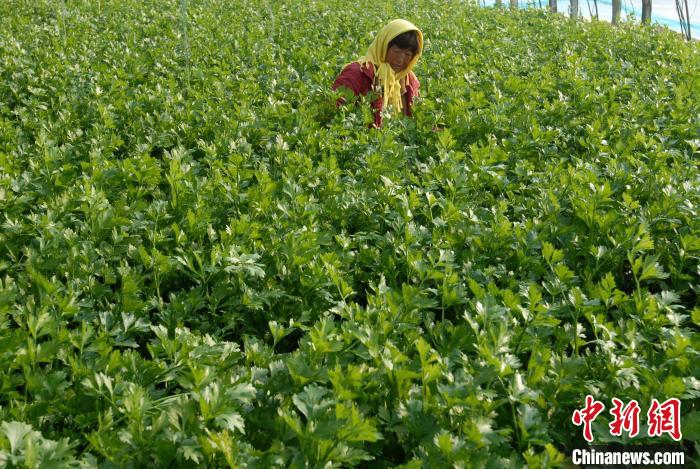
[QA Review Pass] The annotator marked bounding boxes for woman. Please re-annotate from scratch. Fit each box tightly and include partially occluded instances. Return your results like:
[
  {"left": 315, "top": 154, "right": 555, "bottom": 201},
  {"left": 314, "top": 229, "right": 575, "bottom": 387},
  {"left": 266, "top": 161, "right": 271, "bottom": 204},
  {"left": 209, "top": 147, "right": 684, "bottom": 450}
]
[{"left": 332, "top": 19, "right": 423, "bottom": 128}]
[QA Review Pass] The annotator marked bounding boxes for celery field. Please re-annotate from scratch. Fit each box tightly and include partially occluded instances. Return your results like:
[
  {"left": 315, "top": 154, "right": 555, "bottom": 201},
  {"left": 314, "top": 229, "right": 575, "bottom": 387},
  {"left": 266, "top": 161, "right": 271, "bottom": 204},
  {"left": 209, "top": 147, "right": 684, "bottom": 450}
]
[{"left": 0, "top": 0, "right": 699, "bottom": 466}]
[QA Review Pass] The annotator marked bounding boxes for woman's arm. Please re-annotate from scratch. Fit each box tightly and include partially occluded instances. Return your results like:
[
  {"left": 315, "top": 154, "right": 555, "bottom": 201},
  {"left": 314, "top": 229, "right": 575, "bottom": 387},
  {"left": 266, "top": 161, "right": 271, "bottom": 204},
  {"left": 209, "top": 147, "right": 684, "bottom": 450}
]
[{"left": 332, "top": 62, "right": 372, "bottom": 104}]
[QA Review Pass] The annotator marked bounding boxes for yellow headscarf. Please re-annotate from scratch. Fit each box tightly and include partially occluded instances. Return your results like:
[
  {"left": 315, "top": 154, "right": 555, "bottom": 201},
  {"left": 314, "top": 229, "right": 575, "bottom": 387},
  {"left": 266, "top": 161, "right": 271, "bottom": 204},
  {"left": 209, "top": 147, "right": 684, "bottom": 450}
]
[{"left": 356, "top": 19, "right": 423, "bottom": 115}]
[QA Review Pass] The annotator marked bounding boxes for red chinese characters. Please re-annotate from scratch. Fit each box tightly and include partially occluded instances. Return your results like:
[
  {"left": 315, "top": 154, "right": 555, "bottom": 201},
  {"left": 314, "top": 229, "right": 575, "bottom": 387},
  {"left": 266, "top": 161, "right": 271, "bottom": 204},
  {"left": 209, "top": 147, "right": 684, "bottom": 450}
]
[
  {"left": 573, "top": 396, "right": 683, "bottom": 442},
  {"left": 572, "top": 395, "right": 606, "bottom": 443},
  {"left": 609, "top": 398, "right": 640, "bottom": 438},
  {"left": 647, "top": 398, "right": 682, "bottom": 441}
]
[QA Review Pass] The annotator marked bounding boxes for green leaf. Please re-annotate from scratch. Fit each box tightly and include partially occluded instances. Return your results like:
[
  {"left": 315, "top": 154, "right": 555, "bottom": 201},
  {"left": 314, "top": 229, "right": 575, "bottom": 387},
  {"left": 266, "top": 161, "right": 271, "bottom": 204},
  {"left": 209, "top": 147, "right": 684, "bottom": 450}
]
[
  {"left": 662, "top": 376, "right": 685, "bottom": 398},
  {"left": 1, "top": 421, "right": 32, "bottom": 454},
  {"left": 216, "top": 412, "right": 245, "bottom": 434},
  {"left": 542, "top": 241, "right": 563, "bottom": 265},
  {"left": 639, "top": 256, "right": 670, "bottom": 282},
  {"left": 226, "top": 383, "right": 256, "bottom": 404},
  {"left": 336, "top": 404, "right": 382, "bottom": 442},
  {"left": 292, "top": 384, "right": 333, "bottom": 421}
]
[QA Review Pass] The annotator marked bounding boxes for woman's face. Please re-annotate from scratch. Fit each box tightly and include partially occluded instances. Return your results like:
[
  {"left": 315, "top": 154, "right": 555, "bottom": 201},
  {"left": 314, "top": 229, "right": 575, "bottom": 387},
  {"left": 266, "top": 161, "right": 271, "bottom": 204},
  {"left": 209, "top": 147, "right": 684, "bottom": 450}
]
[{"left": 384, "top": 45, "right": 414, "bottom": 73}]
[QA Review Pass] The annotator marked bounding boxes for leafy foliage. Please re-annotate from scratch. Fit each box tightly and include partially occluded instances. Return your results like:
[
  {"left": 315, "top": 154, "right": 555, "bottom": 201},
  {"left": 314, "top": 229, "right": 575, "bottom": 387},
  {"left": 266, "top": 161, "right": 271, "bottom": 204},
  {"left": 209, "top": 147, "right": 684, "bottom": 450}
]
[{"left": 0, "top": 0, "right": 698, "bottom": 466}]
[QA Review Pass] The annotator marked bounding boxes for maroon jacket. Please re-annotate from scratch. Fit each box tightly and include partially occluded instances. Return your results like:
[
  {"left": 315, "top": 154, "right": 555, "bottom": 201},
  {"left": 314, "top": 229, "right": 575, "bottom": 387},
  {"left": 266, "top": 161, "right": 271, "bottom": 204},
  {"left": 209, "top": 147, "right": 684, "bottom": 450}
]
[{"left": 332, "top": 62, "right": 420, "bottom": 128}]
